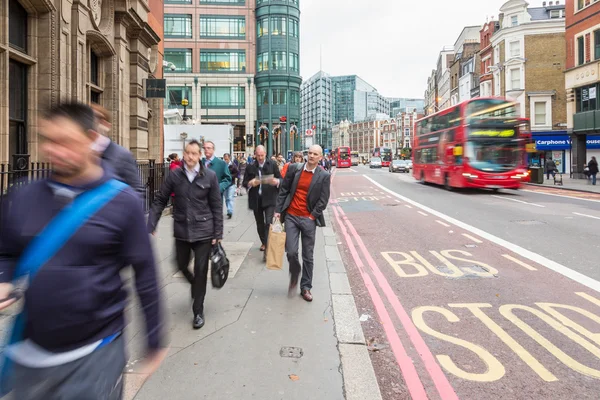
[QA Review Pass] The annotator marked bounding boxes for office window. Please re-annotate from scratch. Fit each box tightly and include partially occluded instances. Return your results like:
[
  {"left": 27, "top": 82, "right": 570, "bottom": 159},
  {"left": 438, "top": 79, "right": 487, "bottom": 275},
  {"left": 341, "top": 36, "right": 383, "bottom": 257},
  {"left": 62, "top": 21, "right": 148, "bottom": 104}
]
[
  {"left": 578, "top": 36, "right": 585, "bottom": 65},
  {"left": 289, "top": 18, "right": 299, "bottom": 38},
  {"left": 164, "top": 14, "right": 192, "bottom": 38},
  {"left": 510, "top": 68, "right": 520, "bottom": 90},
  {"left": 271, "top": 17, "right": 286, "bottom": 36},
  {"left": 271, "top": 51, "right": 287, "bottom": 70},
  {"left": 534, "top": 102, "right": 546, "bottom": 126},
  {"left": 257, "top": 17, "right": 268, "bottom": 37},
  {"left": 166, "top": 86, "right": 192, "bottom": 108},
  {"left": 509, "top": 41, "right": 520, "bottom": 58},
  {"left": 164, "top": 49, "right": 192, "bottom": 73},
  {"left": 201, "top": 87, "right": 245, "bottom": 108},
  {"left": 595, "top": 30, "right": 600, "bottom": 60},
  {"left": 200, "top": 51, "right": 246, "bottom": 73},
  {"left": 289, "top": 53, "right": 299, "bottom": 73},
  {"left": 272, "top": 89, "right": 287, "bottom": 105},
  {"left": 9, "top": 0, "right": 28, "bottom": 52},
  {"left": 291, "top": 90, "right": 299, "bottom": 106},
  {"left": 258, "top": 89, "right": 269, "bottom": 105},
  {"left": 257, "top": 52, "right": 269, "bottom": 72},
  {"left": 511, "top": 15, "right": 518, "bottom": 26},
  {"left": 200, "top": 16, "right": 246, "bottom": 39}
]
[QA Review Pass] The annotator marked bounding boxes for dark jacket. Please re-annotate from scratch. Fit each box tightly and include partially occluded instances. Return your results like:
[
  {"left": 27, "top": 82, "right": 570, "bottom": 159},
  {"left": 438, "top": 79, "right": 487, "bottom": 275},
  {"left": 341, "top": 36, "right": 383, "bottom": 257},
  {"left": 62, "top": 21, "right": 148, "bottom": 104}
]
[
  {"left": 0, "top": 170, "right": 163, "bottom": 352},
  {"left": 589, "top": 159, "right": 599, "bottom": 175},
  {"left": 545, "top": 159, "right": 557, "bottom": 173},
  {"left": 276, "top": 163, "right": 331, "bottom": 227},
  {"left": 148, "top": 164, "right": 223, "bottom": 241},
  {"left": 102, "top": 141, "right": 145, "bottom": 199},
  {"left": 227, "top": 162, "right": 239, "bottom": 186},
  {"left": 204, "top": 157, "right": 232, "bottom": 193},
  {"left": 242, "top": 159, "right": 282, "bottom": 210}
]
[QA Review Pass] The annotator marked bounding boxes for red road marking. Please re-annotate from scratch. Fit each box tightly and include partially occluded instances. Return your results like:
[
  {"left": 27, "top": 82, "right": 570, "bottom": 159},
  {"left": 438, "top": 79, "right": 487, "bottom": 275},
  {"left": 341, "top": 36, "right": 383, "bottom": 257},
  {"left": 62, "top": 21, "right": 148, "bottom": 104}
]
[
  {"left": 331, "top": 206, "right": 429, "bottom": 400},
  {"left": 336, "top": 205, "right": 459, "bottom": 400}
]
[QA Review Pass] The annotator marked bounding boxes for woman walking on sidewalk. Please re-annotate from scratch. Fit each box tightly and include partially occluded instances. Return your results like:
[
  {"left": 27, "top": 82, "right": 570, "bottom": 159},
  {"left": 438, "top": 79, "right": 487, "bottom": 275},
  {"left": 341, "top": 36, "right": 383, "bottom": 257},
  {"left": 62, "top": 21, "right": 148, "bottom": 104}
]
[{"left": 589, "top": 156, "right": 598, "bottom": 185}]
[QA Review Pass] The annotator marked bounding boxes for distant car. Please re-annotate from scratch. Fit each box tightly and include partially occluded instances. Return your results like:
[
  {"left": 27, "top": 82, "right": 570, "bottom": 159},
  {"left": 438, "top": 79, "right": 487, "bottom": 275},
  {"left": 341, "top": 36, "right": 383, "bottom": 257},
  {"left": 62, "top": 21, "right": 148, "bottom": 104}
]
[
  {"left": 370, "top": 157, "right": 382, "bottom": 168},
  {"left": 389, "top": 160, "right": 410, "bottom": 173}
]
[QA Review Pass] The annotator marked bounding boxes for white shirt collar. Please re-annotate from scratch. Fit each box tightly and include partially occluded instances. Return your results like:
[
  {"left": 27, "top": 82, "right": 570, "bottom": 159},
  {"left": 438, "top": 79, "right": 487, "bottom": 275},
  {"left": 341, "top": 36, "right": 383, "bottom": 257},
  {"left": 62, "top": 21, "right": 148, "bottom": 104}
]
[
  {"left": 304, "top": 163, "right": 317, "bottom": 174},
  {"left": 186, "top": 163, "right": 200, "bottom": 174}
]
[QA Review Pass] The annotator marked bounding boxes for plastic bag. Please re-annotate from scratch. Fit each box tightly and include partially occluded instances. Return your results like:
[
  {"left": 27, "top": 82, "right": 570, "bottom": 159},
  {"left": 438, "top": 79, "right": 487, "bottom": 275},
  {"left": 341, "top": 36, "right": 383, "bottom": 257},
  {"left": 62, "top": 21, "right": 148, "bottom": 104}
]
[{"left": 271, "top": 217, "right": 285, "bottom": 233}]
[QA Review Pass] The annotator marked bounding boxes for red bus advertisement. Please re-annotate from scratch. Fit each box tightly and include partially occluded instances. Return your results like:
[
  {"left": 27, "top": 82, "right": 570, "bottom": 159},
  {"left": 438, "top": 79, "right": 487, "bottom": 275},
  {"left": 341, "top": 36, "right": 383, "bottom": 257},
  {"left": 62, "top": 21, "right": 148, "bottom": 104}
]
[
  {"left": 412, "top": 98, "right": 530, "bottom": 190},
  {"left": 334, "top": 146, "right": 352, "bottom": 168},
  {"left": 372, "top": 147, "right": 392, "bottom": 167}
]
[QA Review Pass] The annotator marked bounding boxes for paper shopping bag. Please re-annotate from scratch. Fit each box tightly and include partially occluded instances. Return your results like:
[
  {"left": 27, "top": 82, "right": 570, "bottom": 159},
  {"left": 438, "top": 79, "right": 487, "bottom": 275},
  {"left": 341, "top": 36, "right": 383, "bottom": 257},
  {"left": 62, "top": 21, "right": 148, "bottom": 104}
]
[{"left": 266, "top": 220, "right": 286, "bottom": 271}]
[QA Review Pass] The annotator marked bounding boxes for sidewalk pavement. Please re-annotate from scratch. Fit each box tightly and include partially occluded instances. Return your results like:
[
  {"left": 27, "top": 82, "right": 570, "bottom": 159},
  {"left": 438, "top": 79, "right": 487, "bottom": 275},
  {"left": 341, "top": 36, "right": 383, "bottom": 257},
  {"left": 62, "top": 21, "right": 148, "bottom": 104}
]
[
  {"left": 526, "top": 174, "right": 600, "bottom": 193},
  {"left": 121, "top": 196, "right": 382, "bottom": 399}
]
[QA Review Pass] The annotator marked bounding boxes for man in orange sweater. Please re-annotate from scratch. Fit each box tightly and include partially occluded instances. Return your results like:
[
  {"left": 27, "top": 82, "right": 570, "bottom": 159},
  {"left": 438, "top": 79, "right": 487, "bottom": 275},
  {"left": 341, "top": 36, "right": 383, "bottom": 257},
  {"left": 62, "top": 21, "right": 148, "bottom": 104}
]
[{"left": 275, "top": 145, "right": 331, "bottom": 302}]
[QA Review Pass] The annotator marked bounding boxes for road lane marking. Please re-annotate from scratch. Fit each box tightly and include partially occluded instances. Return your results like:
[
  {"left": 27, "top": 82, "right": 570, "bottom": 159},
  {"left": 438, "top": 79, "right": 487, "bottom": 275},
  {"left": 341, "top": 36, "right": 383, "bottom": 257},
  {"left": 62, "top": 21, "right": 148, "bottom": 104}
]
[
  {"left": 395, "top": 199, "right": 402, "bottom": 203},
  {"left": 502, "top": 255, "right": 537, "bottom": 271},
  {"left": 335, "top": 206, "right": 459, "bottom": 400},
  {"left": 436, "top": 220, "right": 451, "bottom": 228},
  {"left": 522, "top": 189, "right": 600, "bottom": 204},
  {"left": 573, "top": 212, "right": 600, "bottom": 220},
  {"left": 418, "top": 211, "right": 429, "bottom": 217},
  {"left": 576, "top": 292, "right": 600, "bottom": 307},
  {"left": 491, "top": 195, "right": 545, "bottom": 208},
  {"left": 405, "top": 205, "right": 413, "bottom": 209},
  {"left": 349, "top": 168, "right": 357, "bottom": 172},
  {"left": 462, "top": 234, "right": 483, "bottom": 244},
  {"left": 387, "top": 195, "right": 392, "bottom": 199},
  {"left": 364, "top": 175, "right": 600, "bottom": 293},
  {"left": 330, "top": 206, "right": 430, "bottom": 399}
]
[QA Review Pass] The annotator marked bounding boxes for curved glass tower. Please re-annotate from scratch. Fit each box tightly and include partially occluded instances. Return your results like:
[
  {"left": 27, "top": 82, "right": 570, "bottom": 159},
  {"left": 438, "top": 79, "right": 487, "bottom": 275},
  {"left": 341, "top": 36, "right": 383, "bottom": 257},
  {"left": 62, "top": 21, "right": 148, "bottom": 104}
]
[{"left": 255, "top": 0, "right": 302, "bottom": 156}]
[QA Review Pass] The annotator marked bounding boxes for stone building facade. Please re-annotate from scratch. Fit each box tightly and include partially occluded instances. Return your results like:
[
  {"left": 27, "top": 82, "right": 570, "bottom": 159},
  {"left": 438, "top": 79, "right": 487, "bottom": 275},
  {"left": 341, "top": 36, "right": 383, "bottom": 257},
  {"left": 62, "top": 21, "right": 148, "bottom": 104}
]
[{"left": 0, "top": 0, "right": 163, "bottom": 165}]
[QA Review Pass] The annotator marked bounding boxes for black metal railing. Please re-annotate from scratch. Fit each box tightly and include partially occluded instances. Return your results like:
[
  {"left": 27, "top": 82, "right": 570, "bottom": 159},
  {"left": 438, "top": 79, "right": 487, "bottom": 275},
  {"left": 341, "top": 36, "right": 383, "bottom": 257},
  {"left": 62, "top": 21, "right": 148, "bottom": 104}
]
[{"left": 0, "top": 161, "right": 171, "bottom": 219}]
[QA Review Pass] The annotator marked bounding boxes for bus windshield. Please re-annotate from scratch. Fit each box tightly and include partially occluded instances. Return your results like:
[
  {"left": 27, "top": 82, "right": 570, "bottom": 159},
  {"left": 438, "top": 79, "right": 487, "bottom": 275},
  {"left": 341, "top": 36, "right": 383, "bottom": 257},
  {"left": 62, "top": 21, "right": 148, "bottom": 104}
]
[
  {"left": 465, "top": 140, "right": 521, "bottom": 172},
  {"left": 339, "top": 149, "right": 350, "bottom": 160},
  {"left": 381, "top": 149, "right": 392, "bottom": 162},
  {"left": 466, "top": 99, "right": 518, "bottom": 126}
]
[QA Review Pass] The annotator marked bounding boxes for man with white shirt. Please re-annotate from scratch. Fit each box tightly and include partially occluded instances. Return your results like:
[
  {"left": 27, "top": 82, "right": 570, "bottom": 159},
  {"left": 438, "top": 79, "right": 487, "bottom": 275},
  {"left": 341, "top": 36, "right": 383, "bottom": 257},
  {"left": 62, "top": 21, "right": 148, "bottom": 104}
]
[
  {"left": 275, "top": 145, "right": 331, "bottom": 302},
  {"left": 242, "top": 146, "right": 282, "bottom": 259},
  {"left": 148, "top": 140, "right": 223, "bottom": 330}
]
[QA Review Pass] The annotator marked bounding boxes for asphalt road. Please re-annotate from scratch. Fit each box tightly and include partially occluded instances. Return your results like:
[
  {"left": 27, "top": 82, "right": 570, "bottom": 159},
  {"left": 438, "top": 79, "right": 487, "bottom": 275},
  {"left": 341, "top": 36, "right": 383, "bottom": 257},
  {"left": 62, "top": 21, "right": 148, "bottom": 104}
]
[{"left": 329, "top": 165, "right": 600, "bottom": 400}]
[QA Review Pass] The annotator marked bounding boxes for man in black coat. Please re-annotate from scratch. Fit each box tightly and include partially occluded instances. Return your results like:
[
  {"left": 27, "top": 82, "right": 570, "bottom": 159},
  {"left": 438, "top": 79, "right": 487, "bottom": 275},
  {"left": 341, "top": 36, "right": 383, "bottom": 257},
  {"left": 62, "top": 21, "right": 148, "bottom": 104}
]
[
  {"left": 148, "top": 140, "right": 223, "bottom": 330},
  {"left": 275, "top": 145, "right": 331, "bottom": 302},
  {"left": 242, "top": 145, "right": 282, "bottom": 258},
  {"left": 91, "top": 104, "right": 145, "bottom": 200}
]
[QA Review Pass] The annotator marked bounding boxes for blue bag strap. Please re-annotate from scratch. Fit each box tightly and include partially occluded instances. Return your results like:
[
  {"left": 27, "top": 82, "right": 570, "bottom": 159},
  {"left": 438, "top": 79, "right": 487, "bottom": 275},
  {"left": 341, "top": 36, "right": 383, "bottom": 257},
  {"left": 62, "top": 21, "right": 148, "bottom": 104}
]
[{"left": 0, "top": 178, "right": 127, "bottom": 396}]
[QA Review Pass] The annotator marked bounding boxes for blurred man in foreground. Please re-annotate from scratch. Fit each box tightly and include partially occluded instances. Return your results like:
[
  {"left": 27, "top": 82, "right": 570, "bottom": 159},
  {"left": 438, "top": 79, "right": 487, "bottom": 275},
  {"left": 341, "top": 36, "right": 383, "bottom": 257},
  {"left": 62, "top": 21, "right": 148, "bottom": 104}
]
[{"left": 0, "top": 102, "right": 166, "bottom": 399}]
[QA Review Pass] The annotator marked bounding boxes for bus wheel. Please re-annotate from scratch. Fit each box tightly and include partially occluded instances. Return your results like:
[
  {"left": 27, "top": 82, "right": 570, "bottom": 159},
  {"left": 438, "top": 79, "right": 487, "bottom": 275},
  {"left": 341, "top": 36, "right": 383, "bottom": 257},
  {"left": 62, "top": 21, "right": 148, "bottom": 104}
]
[{"left": 444, "top": 175, "right": 452, "bottom": 191}]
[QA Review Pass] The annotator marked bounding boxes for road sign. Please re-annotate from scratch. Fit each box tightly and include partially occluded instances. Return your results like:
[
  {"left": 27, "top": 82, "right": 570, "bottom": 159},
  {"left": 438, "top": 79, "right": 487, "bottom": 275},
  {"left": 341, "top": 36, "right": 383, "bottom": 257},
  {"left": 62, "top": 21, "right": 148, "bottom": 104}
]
[{"left": 306, "top": 129, "right": 313, "bottom": 137}]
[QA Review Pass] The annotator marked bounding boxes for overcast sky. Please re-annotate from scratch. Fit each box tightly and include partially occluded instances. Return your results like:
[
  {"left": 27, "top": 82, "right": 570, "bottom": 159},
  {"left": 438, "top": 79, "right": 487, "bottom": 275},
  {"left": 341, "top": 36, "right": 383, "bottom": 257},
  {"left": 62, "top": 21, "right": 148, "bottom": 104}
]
[{"left": 299, "top": 0, "right": 526, "bottom": 99}]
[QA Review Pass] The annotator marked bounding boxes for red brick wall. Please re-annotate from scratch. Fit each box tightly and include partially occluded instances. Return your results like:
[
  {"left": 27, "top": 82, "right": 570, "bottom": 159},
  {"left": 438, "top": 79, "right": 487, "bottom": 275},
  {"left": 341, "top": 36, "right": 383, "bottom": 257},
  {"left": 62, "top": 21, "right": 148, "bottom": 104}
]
[{"left": 565, "top": 0, "right": 600, "bottom": 69}]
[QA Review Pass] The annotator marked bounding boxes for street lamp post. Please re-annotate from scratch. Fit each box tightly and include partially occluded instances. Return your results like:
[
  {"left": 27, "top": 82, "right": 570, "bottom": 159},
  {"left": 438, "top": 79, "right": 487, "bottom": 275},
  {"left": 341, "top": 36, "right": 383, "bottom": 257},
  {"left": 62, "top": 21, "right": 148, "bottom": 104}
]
[{"left": 181, "top": 98, "right": 189, "bottom": 121}]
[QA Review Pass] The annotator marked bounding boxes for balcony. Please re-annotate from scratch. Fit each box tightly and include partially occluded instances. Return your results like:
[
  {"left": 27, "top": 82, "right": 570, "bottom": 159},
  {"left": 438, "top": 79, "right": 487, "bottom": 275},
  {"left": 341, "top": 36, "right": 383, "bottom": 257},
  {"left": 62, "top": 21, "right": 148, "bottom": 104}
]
[{"left": 573, "top": 110, "right": 600, "bottom": 133}]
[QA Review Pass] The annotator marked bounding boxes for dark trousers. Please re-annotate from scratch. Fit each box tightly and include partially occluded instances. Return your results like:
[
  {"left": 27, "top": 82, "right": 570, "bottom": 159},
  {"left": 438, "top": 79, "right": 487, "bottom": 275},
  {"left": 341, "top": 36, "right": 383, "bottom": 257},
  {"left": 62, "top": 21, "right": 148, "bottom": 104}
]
[
  {"left": 12, "top": 335, "right": 126, "bottom": 400},
  {"left": 175, "top": 239, "right": 212, "bottom": 316},
  {"left": 285, "top": 214, "right": 317, "bottom": 291},
  {"left": 253, "top": 197, "right": 275, "bottom": 246}
]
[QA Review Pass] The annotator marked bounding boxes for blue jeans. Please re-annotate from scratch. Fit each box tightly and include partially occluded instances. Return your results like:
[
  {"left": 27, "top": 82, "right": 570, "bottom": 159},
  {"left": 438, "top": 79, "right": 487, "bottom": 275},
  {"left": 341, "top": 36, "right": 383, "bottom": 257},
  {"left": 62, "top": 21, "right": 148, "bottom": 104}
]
[
  {"left": 592, "top": 173, "right": 597, "bottom": 185},
  {"left": 224, "top": 185, "right": 236, "bottom": 215}
]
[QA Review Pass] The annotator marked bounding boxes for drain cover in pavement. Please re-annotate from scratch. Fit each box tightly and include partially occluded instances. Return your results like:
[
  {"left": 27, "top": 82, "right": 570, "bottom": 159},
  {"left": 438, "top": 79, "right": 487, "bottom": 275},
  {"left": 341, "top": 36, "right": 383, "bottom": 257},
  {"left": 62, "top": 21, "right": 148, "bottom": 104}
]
[
  {"left": 464, "top": 244, "right": 477, "bottom": 248},
  {"left": 280, "top": 347, "right": 304, "bottom": 358}
]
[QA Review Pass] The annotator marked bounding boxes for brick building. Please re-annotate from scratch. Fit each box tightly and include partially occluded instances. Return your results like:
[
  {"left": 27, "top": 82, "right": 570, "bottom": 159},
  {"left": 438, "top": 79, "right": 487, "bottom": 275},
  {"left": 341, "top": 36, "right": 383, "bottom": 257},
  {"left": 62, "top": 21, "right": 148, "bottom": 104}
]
[
  {"left": 347, "top": 116, "right": 386, "bottom": 161},
  {"left": 1, "top": 0, "right": 164, "bottom": 165},
  {"left": 479, "top": 20, "right": 500, "bottom": 97},
  {"left": 565, "top": 0, "right": 600, "bottom": 176}
]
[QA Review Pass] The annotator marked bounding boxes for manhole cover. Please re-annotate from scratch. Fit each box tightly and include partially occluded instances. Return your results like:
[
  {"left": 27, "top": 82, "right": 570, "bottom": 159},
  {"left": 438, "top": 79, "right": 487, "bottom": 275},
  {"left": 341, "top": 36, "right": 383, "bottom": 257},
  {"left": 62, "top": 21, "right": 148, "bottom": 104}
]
[
  {"left": 512, "top": 220, "right": 546, "bottom": 226},
  {"left": 280, "top": 347, "right": 304, "bottom": 358}
]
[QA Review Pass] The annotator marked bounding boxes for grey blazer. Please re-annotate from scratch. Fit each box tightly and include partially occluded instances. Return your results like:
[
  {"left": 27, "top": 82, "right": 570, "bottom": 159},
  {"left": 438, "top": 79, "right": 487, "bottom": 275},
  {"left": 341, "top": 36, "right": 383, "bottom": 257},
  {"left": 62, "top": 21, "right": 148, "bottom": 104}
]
[
  {"left": 102, "top": 141, "right": 145, "bottom": 199},
  {"left": 275, "top": 163, "right": 331, "bottom": 227}
]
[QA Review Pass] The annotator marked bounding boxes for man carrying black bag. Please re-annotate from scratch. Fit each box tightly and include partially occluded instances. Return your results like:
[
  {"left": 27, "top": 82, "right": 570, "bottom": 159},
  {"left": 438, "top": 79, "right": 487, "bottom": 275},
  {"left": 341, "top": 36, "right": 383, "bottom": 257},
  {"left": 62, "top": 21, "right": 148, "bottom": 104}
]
[{"left": 148, "top": 140, "right": 223, "bottom": 330}]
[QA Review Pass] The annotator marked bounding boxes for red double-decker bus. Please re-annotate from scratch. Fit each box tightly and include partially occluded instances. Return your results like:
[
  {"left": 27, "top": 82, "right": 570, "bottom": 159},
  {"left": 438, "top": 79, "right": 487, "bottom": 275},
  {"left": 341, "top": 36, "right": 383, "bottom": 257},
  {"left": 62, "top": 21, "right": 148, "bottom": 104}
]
[
  {"left": 372, "top": 147, "right": 393, "bottom": 167},
  {"left": 333, "top": 146, "right": 352, "bottom": 168},
  {"left": 412, "top": 98, "right": 530, "bottom": 190}
]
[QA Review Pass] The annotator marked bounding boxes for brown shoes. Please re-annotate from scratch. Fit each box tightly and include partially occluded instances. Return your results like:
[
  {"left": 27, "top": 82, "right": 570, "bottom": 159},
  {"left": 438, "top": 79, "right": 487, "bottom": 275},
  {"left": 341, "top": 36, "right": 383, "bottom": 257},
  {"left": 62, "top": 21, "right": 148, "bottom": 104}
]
[{"left": 301, "top": 289, "right": 313, "bottom": 302}]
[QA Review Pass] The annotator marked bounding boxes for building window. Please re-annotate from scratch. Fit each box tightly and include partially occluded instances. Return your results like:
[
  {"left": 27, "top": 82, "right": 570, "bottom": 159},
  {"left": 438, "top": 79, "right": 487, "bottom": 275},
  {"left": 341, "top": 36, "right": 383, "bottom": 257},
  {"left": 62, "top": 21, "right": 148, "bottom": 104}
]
[
  {"left": 578, "top": 36, "right": 585, "bottom": 65},
  {"left": 9, "top": 0, "right": 28, "bottom": 52},
  {"left": 511, "top": 15, "right": 518, "bottom": 26},
  {"left": 201, "top": 0, "right": 244, "bottom": 3},
  {"left": 577, "top": 0, "right": 584, "bottom": 11},
  {"left": 272, "top": 89, "right": 287, "bottom": 105},
  {"left": 289, "top": 52, "right": 299, "bottom": 73},
  {"left": 271, "top": 51, "right": 287, "bottom": 70},
  {"left": 271, "top": 17, "right": 287, "bottom": 36},
  {"left": 90, "top": 51, "right": 100, "bottom": 86},
  {"left": 595, "top": 30, "right": 600, "bottom": 60},
  {"left": 289, "top": 18, "right": 299, "bottom": 38},
  {"left": 576, "top": 84, "right": 599, "bottom": 112},
  {"left": 258, "top": 89, "right": 269, "bottom": 105},
  {"left": 534, "top": 102, "right": 546, "bottom": 126},
  {"left": 257, "top": 17, "right": 268, "bottom": 37},
  {"left": 201, "top": 87, "right": 245, "bottom": 108},
  {"left": 550, "top": 9, "right": 562, "bottom": 18},
  {"left": 291, "top": 90, "right": 299, "bottom": 106},
  {"left": 257, "top": 52, "right": 269, "bottom": 72},
  {"left": 200, "top": 16, "right": 246, "bottom": 39},
  {"left": 165, "top": 0, "right": 191, "bottom": 3},
  {"left": 200, "top": 50, "right": 246, "bottom": 73},
  {"left": 166, "top": 86, "right": 193, "bottom": 108},
  {"left": 89, "top": 49, "right": 103, "bottom": 103},
  {"left": 164, "top": 49, "right": 193, "bottom": 73},
  {"left": 509, "top": 41, "right": 520, "bottom": 58},
  {"left": 9, "top": 60, "right": 28, "bottom": 156},
  {"left": 510, "top": 68, "right": 520, "bottom": 90},
  {"left": 164, "top": 15, "right": 192, "bottom": 38}
]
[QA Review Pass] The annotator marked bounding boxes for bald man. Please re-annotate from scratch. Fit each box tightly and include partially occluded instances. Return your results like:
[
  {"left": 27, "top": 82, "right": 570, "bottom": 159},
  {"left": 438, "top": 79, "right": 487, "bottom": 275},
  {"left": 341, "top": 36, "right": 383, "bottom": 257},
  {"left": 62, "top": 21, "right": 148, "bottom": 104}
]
[{"left": 275, "top": 145, "right": 331, "bottom": 302}]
